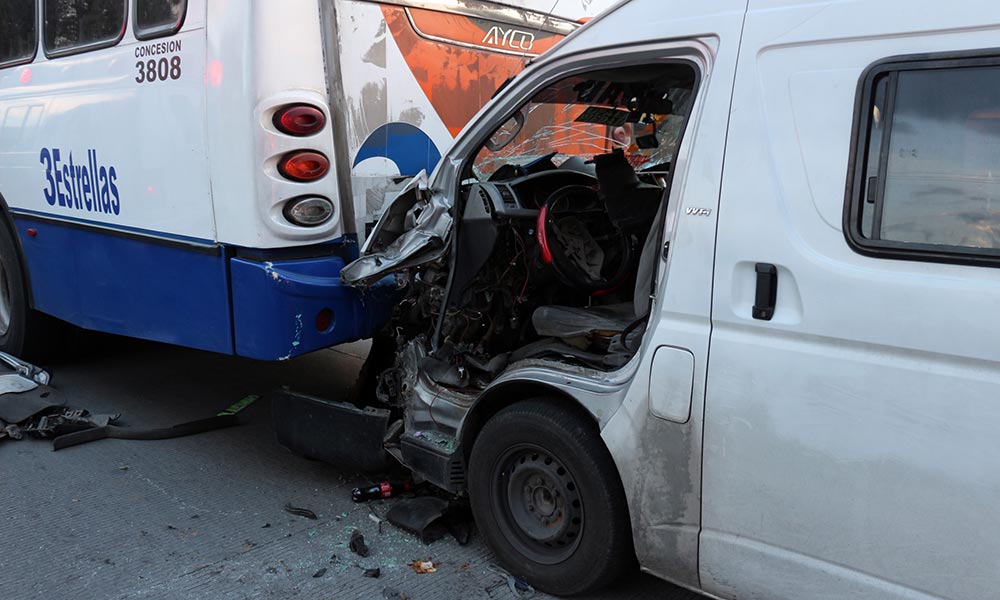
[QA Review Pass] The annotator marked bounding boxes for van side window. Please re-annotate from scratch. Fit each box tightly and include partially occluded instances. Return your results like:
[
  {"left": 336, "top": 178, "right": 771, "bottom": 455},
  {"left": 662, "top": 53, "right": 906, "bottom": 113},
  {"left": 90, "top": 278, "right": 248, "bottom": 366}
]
[
  {"left": 44, "top": 0, "right": 127, "bottom": 57},
  {"left": 0, "top": 0, "right": 36, "bottom": 67},
  {"left": 134, "top": 0, "right": 185, "bottom": 40},
  {"left": 847, "top": 57, "right": 1000, "bottom": 264}
]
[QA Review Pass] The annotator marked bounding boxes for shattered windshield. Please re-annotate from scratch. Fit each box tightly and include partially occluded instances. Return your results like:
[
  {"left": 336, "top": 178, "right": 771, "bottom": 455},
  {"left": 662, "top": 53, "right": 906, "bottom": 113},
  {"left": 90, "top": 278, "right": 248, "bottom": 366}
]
[{"left": 473, "top": 65, "right": 695, "bottom": 179}]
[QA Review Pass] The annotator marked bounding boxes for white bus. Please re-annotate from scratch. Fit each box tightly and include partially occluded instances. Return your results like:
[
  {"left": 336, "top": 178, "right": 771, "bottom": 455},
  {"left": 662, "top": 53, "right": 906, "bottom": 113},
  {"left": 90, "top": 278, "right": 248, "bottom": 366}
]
[{"left": 0, "top": 0, "right": 614, "bottom": 361}]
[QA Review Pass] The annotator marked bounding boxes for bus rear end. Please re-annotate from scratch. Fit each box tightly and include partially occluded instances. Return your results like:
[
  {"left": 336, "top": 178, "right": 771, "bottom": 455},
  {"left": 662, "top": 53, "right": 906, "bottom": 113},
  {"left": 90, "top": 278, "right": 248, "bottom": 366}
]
[{"left": 0, "top": 0, "right": 612, "bottom": 362}]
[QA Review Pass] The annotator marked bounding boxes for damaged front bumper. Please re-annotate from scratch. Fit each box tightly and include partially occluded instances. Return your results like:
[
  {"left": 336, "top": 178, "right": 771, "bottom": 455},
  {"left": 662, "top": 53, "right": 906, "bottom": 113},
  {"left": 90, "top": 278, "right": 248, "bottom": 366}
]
[{"left": 274, "top": 336, "right": 633, "bottom": 494}]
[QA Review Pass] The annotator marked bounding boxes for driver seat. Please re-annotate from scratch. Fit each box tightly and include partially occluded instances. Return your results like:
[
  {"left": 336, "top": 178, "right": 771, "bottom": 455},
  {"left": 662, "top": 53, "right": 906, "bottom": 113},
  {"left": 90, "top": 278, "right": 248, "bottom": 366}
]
[{"left": 531, "top": 195, "right": 666, "bottom": 341}]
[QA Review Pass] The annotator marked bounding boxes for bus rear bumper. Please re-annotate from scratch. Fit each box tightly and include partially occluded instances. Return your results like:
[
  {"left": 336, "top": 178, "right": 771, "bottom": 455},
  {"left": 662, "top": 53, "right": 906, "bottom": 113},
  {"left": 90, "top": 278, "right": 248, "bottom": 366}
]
[{"left": 230, "top": 254, "right": 398, "bottom": 361}]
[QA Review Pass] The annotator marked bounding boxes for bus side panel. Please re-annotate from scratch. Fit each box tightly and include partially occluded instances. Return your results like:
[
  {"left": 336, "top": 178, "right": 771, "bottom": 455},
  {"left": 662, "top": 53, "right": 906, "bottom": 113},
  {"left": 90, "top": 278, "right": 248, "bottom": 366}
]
[
  {"left": 338, "top": 0, "right": 597, "bottom": 236},
  {"left": 14, "top": 218, "right": 233, "bottom": 354}
]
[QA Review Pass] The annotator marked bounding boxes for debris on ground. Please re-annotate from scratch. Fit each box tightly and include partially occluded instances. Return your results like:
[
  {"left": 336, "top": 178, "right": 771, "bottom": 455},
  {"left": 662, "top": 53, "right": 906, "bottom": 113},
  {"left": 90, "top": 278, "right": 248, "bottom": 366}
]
[
  {"left": 283, "top": 503, "right": 318, "bottom": 520},
  {"left": 352, "top": 480, "right": 412, "bottom": 502},
  {"left": 312, "top": 567, "right": 327, "bottom": 578},
  {"left": 369, "top": 512, "right": 384, "bottom": 533},
  {"left": 382, "top": 587, "right": 408, "bottom": 600},
  {"left": 261, "top": 523, "right": 271, "bottom": 528},
  {"left": 385, "top": 496, "right": 474, "bottom": 545},
  {"left": 387, "top": 497, "right": 448, "bottom": 543},
  {"left": 0, "top": 367, "right": 258, "bottom": 449},
  {"left": 486, "top": 565, "right": 535, "bottom": 599},
  {"left": 363, "top": 567, "right": 381, "bottom": 578},
  {"left": 349, "top": 529, "right": 370, "bottom": 557},
  {"left": 408, "top": 560, "right": 440, "bottom": 574}
]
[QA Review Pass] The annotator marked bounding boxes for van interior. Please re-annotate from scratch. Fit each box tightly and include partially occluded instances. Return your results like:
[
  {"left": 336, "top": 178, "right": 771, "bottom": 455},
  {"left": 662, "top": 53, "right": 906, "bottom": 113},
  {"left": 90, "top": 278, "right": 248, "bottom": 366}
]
[{"left": 384, "top": 63, "right": 697, "bottom": 390}]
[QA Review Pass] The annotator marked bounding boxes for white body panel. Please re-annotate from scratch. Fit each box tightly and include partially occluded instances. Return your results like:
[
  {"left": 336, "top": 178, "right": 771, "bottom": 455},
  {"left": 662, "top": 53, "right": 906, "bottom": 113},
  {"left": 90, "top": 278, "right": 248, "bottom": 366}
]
[
  {"left": 205, "top": 0, "right": 346, "bottom": 246},
  {"left": 1, "top": 0, "right": 616, "bottom": 249},
  {"left": 702, "top": 3, "right": 1000, "bottom": 599},
  {"left": 422, "top": 0, "right": 1000, "bottom": 598},
  {"left": 1, "top": 0, "right": 215, "bottom": 242}
]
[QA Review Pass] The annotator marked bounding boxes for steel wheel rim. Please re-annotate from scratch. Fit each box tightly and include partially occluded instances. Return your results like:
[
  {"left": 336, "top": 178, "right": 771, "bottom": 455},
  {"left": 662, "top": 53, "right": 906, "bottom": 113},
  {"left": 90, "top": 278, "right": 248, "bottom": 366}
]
[{"left": 490, "top": 443, "right": 584, "bottom": 565}]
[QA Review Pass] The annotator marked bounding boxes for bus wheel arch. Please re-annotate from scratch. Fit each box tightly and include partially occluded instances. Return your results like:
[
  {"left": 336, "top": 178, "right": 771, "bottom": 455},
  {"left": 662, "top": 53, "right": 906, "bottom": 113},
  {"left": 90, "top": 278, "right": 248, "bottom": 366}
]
[
  {"left": 0, "top": 193, "right": 71, "bottom": 362},
  {"left": 460, "top": 385, "right": 637, "bottom": 595}
]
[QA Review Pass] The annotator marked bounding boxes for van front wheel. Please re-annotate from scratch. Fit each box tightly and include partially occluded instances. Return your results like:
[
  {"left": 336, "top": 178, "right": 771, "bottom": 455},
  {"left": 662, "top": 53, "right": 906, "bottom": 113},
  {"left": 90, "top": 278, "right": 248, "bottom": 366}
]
[{"left": 467, "top": 399, "right": 635, "bottom": 596}]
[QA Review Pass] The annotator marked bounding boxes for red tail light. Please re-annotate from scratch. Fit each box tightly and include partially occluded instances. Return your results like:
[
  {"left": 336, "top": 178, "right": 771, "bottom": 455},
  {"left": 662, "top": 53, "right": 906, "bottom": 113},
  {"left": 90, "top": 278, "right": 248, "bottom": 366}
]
[
  {"left": 273, "top": 104, "right": 326, "bottom": 136},
  {"left": 278, "top": 151, "right": 329, "bottom": 182}
]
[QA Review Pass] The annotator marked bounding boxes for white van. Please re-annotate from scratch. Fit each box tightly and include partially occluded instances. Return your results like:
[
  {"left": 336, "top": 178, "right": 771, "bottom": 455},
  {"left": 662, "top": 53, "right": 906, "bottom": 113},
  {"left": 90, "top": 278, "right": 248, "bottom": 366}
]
[
  {"left": 0, "top": 0, "right": 612, "bottom": 361},
  {"left": 335, "top": 0, "right": 1000, "bottom": 597}
]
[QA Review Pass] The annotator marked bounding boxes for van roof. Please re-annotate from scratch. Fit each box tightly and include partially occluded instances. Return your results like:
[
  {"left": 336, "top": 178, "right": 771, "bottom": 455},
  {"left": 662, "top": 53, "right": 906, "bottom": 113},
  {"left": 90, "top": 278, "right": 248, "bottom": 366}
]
[{"left": 543, "top": 0, "right": 747, "bottom": 61}]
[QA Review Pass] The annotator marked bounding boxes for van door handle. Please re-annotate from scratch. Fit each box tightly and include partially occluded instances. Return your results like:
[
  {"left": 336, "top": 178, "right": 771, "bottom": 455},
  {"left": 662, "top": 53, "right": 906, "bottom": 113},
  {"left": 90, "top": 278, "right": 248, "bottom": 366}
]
[{"left": 752, "top": 263, "right": 777, "bottom": 321}]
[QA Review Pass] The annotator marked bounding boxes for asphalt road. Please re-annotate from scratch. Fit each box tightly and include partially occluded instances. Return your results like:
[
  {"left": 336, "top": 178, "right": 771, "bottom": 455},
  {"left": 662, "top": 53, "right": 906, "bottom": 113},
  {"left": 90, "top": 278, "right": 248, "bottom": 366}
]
[{"left": 0, "top": 334, "right": 704, "bottom": 600}]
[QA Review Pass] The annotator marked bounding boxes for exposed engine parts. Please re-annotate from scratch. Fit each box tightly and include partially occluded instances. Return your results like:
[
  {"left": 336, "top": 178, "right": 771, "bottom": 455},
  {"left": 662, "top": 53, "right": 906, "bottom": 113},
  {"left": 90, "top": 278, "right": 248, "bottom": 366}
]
[{"left": 384, "top": 148, "right": 666, "bottom": 391}]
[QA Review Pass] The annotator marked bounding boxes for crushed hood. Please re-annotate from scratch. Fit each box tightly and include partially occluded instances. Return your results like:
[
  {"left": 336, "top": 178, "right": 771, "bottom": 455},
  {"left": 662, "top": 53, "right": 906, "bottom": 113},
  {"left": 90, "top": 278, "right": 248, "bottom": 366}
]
[{"left": 341, "top": 172, "right": 453, "bottom": 287}]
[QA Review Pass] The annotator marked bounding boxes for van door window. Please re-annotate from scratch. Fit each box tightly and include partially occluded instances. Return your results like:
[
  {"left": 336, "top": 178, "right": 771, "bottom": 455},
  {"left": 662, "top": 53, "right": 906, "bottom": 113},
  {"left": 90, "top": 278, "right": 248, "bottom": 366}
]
[
  {"left": 847, "top": 57, "right": 1000, "bottom": 264},
  {"left": 0, "top": 0, "right": 36, "bottom": 67},
  {"left": 134, "top": 0, "right": 185, "bottom": 40},
  {"left": 44, "top": 0, "right": 127, "bottom": 56}
]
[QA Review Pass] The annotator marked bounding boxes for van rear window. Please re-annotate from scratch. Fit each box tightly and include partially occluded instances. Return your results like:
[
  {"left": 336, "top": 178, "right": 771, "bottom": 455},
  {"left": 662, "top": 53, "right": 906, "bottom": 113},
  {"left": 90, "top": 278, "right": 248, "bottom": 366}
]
[
  {"left": 847, "top": 55, "right": 1000, "bottom": 266},
  {"left": 44, "top": 0, "right": 126, "bottom": 56},
  {"left": 0, "top": 0, "right": 36, "bottom": 67},
  {"left": 135, "top": 0, "right": 185, "bottom": 40}
]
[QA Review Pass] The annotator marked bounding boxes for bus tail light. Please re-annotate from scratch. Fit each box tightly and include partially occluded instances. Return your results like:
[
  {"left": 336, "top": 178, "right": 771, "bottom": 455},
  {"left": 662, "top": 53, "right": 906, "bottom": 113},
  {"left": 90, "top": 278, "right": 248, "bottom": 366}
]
[
  {"left": 278, "top": 151, "right": 329, "bottom": 182},
  {"left": 284, "top": 196, "right": 334, "bottom": 227},
  {"left": 273, "top": 104, "right": 326, "bottom": 136}
]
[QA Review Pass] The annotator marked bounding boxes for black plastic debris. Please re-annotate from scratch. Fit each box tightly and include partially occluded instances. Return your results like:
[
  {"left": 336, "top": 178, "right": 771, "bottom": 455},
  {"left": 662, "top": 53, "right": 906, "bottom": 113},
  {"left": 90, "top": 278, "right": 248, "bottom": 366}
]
[
  {"left": 386, "top": 497, "right": 448, "bottom": 544},
  {"left": 41, "top": 394, "right": 257, "bottom": 451},
  {"left": 1, "top": 394, "right": 120, "bottom": 446},
  {"left": 363, "top": 567, "right": 381, "bottom": 578},
  {"left": 312, "top": 567, "right": 327, "bottom": 578},
  {"left": 349, "top": 529, "right": 370, "bottom": 557},
  {"left": 284, "top": 503, "right": 318, "bottom": 520},
  {"left": 386, "top": 497, "right": 474, "bottom": 545},
  {"left": 271, "top": 389, "right": 391, "bottom": 472}
]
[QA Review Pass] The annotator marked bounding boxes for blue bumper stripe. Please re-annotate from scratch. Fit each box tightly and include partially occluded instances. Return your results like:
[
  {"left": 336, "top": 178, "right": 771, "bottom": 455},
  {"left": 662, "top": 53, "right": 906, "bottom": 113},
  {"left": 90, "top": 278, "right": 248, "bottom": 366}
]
[
  {"left": 230, "top": 256, "right": 398, "bottom": 360},
  {"left": 14, "top": 216, "right": 234, "bottom": 353},
  {"left": 14, "top": 216, "right": 394, "bottom": 359}
]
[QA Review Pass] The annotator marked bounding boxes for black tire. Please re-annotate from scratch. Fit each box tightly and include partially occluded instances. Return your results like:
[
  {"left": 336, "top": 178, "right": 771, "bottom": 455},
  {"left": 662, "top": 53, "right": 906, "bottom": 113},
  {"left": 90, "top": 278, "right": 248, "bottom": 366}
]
[
  {"left": 0, "top": 218, "right": 66, "bottom": 363},
  {"left": 468, "top": 398, "right": 635, "bottom": 596}
]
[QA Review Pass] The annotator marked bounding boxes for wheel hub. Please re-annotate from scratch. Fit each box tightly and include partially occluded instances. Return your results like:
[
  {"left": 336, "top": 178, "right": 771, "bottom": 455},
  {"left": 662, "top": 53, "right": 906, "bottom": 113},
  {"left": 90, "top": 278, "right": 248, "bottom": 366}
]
[
  {"left": 495, "top": 445, "right": 584, "bottom": 564},
  {"left": 529, "top": 484, "right": 556, "bottom": 517}
]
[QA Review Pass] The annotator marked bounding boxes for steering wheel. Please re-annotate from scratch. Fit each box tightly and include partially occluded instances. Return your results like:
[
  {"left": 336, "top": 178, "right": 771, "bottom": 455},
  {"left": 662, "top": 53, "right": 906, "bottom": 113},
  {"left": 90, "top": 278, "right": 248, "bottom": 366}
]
[{"left": 537, "top": 185, "right": 633, "bottom": 294}]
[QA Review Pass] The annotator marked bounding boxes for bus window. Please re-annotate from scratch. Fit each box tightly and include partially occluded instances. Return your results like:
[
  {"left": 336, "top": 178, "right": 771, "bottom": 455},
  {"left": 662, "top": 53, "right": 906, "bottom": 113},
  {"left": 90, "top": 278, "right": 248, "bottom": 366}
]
[
  {"left": 134, "top": 0, "right": 185, "bottom": 40},
  {"left": 0, "top": 0, "right": 36, "bottom": 67},
  {"left": 44, "top": 0, "right": 127, "bottom": 57}
]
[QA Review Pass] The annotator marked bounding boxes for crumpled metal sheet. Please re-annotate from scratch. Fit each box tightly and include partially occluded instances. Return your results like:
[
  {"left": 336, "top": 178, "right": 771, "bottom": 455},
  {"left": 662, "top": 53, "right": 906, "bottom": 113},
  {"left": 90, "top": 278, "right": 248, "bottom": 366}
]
[
  {"left": 0, "top": 351, "right": 50, "bottom": 386},
  {"left": 0, "top": 373, "right": 39, "bottom": 395},
  {"left": 342, "top": 173, "right": 453, "bottom": 287}
]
